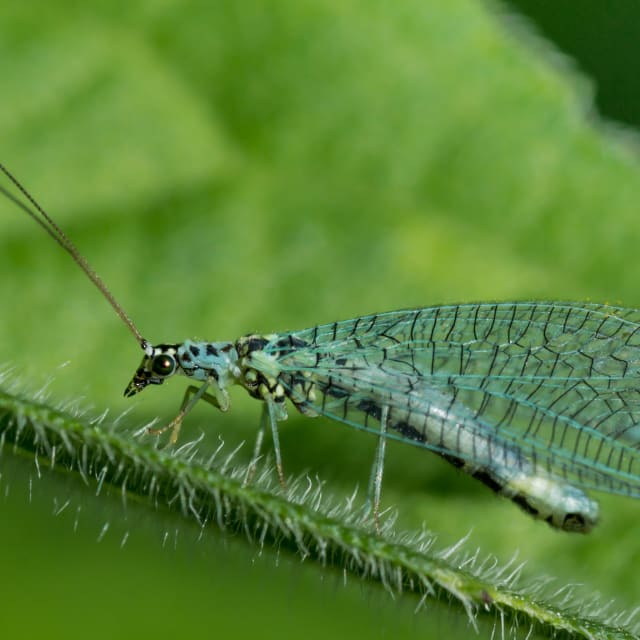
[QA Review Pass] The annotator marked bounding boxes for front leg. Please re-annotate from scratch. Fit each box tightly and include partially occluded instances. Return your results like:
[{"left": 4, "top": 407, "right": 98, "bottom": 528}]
[{"left": 148, "top": 382, "right": 223, "bottom": 445}]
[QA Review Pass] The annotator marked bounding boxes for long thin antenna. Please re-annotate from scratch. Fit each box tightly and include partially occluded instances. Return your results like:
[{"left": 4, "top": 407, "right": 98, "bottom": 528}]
[{"left": 0, "top": 162, "right": 147, "bottom": 348}]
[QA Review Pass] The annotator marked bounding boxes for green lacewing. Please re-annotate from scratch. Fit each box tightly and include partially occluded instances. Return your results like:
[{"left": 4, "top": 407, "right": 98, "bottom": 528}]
[{"left": 5, "top": 162, "right": 640, "bottom": 533}]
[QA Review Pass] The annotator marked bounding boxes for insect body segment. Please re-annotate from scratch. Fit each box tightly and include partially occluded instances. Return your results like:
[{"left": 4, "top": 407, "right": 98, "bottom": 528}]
[
  {"left": 124, "top": 340, "right": 240, "bottom": 397},
  {"left": 124, "top": 339, "right": 242, "bottom": 444},
  {"left": 124, "top": 343, "right": 180, "bottom": 396}
]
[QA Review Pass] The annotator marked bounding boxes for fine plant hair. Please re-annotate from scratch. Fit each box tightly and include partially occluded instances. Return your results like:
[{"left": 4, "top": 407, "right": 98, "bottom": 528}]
[{"left": 0, "top": 379, "right": 637, "bottom": 640}]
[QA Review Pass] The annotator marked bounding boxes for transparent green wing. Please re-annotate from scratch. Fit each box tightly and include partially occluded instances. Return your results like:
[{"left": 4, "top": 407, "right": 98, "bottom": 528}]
[{"left": 266, "top": 302, "right": 640, "bottom": 496}]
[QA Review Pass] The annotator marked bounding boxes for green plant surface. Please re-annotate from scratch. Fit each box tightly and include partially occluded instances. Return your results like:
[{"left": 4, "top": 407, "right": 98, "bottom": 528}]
[
  {"left": 2, "top": 1, "right": 640, "bottom": 638},
  {"left": 0, "top": 386, "right": 636, "bottom": 639}
]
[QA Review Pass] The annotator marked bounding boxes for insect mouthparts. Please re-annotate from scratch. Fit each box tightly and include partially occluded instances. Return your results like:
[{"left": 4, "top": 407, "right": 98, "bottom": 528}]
[{"left": 123, "top": 374, "right": 151, "bottom": 397}]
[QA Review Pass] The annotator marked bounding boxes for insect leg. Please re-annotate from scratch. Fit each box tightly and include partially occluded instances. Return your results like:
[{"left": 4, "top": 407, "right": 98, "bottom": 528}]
[
  {"left": 148, "top": 382, "right": 216, "bottom": 444},
  {"left": 265, "top": 399, "right": 287, "bottom": 489},
  {"left": 366, "top": 405, "right": 389, "bottom": 531},
  {"left": 243, "top": 406, "right": 267, "bottom": 486}
]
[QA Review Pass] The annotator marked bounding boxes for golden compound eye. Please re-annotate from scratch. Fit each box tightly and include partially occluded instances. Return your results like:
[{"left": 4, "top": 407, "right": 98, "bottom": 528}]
[{"left": 152, "top": 354, "right": 176, "bottom": 376}]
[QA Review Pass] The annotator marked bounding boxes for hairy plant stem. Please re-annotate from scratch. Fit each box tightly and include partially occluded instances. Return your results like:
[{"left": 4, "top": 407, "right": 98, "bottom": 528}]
[{"left": 0, "top": 387, "right": 635, "bottom": 640}]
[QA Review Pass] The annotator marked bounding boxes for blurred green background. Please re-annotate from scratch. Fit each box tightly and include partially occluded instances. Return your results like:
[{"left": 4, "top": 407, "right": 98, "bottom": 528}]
[
  {"left": 2, "top": 0, "right": 640, "bottom": 637},
  {"left": 505, "top": 0, "right": 640, "bottom": 129}
]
